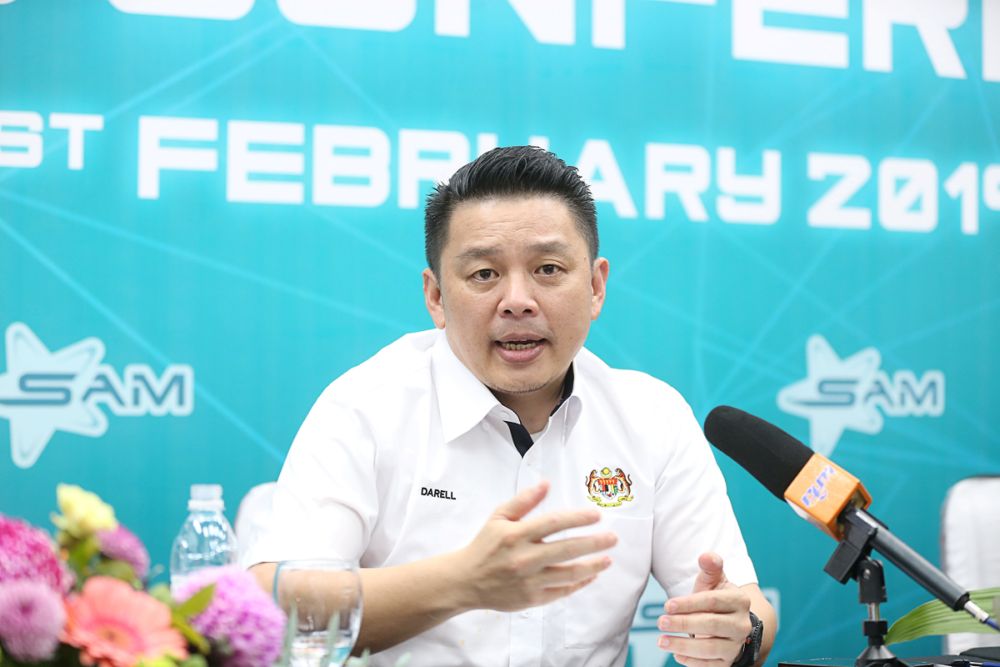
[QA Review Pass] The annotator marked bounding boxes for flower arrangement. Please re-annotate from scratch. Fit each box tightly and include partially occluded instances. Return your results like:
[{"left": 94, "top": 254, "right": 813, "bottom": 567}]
[{"left": 0, "top": 485, "right": 286, "bottom": 667}]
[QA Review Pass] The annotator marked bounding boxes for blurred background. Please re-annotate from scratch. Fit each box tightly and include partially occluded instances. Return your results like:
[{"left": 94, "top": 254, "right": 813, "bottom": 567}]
[{"left": 1, "top": 1, "right": 998, "bottom": 663}]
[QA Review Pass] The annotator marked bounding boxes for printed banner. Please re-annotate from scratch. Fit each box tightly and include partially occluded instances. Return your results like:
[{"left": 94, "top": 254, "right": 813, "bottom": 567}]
[{"left": 2, "top": 2, "right": 998, "bottom": 662}]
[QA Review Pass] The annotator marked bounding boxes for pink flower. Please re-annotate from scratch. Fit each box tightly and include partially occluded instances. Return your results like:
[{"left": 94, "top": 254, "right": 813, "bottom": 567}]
[
  {"left": 0, "top": 514, "right": 73, "bottom": 593},
  {"left": 0, "top": 580, "right": 66, "bottom": 661},
  {"left": 97, "top": 526, "right": 150, "bottom": 580},
  {"left": 174, "top": 567, "right": 286, "bottom": 667},
  {"left": 62, "top": 577, "right": 188, "bottom": 667}
]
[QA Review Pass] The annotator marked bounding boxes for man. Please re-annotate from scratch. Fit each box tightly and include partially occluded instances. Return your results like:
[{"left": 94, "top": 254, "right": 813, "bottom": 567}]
[{"left": 246, "top": 146, "right": 776, "bottom": 666}]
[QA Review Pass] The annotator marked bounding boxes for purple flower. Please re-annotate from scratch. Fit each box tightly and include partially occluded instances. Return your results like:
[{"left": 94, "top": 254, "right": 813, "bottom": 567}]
[
  {"left": 0, "top": 514, "right": 73, "bottom": 594},
  {"left": 0, "top": 580, "right": 67, "bottom": 661},
  {"left": 96, "top": 525, "right": 150, "bottom": 580},
  {"left": 174, "top": 567, "right": 285, "bottom": 667}
]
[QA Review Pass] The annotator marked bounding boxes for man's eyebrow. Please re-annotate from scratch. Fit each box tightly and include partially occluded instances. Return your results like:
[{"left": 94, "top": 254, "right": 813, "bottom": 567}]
[
  {"left": 456, "top": 245, "right": 502, "bottom": 261},
  {"left": 527, "top": 240, "right": 573, "bottom": 255},
  {"left": 455, "top": 241, "right": 574, "bottom": 262}
]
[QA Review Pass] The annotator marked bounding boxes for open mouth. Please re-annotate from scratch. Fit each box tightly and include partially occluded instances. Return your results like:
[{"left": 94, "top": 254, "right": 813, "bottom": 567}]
[
  {"left": 494, "top": 337, "right": 548, "bottom": 362},
  {"left": 497, "top": 340, "right": 543, "bottom": 351}
]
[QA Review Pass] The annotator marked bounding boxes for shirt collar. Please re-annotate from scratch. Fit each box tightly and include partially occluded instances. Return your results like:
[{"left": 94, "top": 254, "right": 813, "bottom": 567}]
[
  {"left": 553, "top": 364, "right": 574, "bottom": 412},
  {"left": 430, "top": 330, "right": 583, "bottom": 444},
  {"left": 431, "top": 331, "right": 504, "bottom": 443}
]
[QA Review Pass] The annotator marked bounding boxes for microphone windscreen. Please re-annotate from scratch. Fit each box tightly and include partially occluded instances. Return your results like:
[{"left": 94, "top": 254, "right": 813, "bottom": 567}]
[{"left": 703, "top": 406, "right": 813, "bottom": 499}]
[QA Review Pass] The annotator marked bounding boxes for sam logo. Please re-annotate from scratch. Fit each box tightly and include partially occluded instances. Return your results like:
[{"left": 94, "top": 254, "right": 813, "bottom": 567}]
[
  {"left": 777, "top": 335, "right": 944, "bottom": 456},
  {"left": 0, "top": 323, "right": 193, "bottom": 468}
]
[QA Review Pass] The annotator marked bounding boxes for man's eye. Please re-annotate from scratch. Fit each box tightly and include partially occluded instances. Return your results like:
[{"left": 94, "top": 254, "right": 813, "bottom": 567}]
[
  {"left": 473, "top": 269, "right": 496, "bottom": 281},
  {"left": 538, "top": 264, "right": 561, "bottom": 276}
]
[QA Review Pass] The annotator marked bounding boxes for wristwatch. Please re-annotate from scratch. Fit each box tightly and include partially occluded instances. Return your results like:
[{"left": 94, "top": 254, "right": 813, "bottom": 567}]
[{"left": 731, "top": 611, "right": 763, "bottom": 667}]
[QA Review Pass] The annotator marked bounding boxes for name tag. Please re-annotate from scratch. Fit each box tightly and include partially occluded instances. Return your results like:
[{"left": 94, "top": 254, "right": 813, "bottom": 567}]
[{"left": 420, "top": 486, "right": 457, "bottom": 500}]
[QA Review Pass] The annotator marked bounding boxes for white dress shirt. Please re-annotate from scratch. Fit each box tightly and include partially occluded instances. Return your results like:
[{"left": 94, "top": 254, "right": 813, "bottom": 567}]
[{"left": 243, "top": 329, "right": 757, "bottom": 667}]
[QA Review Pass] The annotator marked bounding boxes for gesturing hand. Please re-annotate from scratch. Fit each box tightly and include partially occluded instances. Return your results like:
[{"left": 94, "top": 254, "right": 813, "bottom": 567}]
[
  {"left": 656, "top": 552, "right": 753, "bottom": 667},
  {"left": 454, "top": 480, "right": 617, "bottom": 612}
]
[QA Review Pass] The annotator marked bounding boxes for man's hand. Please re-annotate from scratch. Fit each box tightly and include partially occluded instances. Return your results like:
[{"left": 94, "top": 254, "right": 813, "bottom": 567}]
[
  {"left": 656, "top": 552, "right": 753, "bottom": 667},
  {"left": 452, "top": 480, "right": 617, "bottom": 612},
  {"left": 255, "top": 480, "right": 618, "bottom": 655}
]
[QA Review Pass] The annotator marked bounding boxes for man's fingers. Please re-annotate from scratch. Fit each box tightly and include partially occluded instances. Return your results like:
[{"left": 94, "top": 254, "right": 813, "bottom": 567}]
[
  {"left": 660, "top": 634, "right": 740, "bottom": 662},
  {"left": 494, "top": 481, "right": 550, "bottom": 521},
  {"left": 657, "top": 610, "right": 750, "bottom": 639},
  {"left": 665, "top": 588, "right": 750, "bottom": 615},
  {"left": 497, "top": 530, "right": 615, "bottom": 575},
  {"left": 669, "top": 654, "right": 729, "bottom": 667},
  {"left": 534, "top": 572, "right": 600, "bottom": 605},
  {"left": 658, "top": 586, "right": 753, "bottom": 666},
  {"left": 691, "top": 551, "right": 727, "bottom": 593},
  {"left": 533, "top": 531, "right": 617, "bottom": 567},
  {"left": 539, "top": 555, "right": 613, "bottom": 586},
  {"left": 520, "top": 507, "right": 602, "bottom": 542}
]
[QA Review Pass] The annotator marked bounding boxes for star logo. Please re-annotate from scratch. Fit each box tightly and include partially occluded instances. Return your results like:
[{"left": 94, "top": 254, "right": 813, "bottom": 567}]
[
  {"left": 776, "top": 335, "right": 883, "bottom": 457},
  {"left": 0, "top": 322, "right": 194, "bottom": 469},
  {"left": 0, "top": 323, "right": 108, "bottom": 467}
]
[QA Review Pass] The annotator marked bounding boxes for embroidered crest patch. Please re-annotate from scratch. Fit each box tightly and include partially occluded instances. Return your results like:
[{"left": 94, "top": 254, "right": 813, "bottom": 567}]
[{"left": 585, "top": 467, "right": 634, "bottom": 507}]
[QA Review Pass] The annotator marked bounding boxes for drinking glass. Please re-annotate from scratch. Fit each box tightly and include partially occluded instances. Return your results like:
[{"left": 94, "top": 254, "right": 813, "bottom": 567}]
[{"left": 274, "top": 559, "right": 363, "bottom": 667}]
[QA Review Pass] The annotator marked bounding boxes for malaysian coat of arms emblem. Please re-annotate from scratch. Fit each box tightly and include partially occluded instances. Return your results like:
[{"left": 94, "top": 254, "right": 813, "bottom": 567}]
[{"left": 585, "top": 466, "right": 634, "bottom": 507}]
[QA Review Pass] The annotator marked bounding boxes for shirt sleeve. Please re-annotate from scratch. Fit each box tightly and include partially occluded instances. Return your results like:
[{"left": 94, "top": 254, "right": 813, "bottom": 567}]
[
  {"left": 650, "top": 400, "right": 758, "bottom": 598},
  {"left": 240, "top": 389, "right": 378, "bottom": 568}
]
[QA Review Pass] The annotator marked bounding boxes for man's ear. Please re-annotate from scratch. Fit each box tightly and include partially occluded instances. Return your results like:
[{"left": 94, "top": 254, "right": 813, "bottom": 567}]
[
  {"left": 590, "top": 257, "right": 610, "bottom": 321},
  {"left": 423, "top": 268, "right": 446, "bottom": 329}
]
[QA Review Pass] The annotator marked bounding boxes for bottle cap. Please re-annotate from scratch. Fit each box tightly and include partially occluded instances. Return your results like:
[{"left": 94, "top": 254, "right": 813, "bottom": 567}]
[
  {"left": 191, "top": 484, "right": 222, "bottom": 500},
  {"left": 189, "top": 484, "right": 224, "bottom": 511}
]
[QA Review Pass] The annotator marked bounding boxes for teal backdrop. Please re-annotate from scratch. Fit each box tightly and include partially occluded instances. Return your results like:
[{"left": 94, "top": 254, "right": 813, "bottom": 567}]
[{"left": 2, "top": 1, "right": 999, "bottom": 663}]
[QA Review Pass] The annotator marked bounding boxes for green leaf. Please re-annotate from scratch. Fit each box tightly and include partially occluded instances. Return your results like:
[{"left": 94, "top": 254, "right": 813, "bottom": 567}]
[
  {"left": 53, "top": 639, "right": 83, "bottom": 667},
  {"left": 51, "top": 514, "right": 74, "bottom": 548},
  {"left": 886, "top": 587, "right": 1000, "bottom": 645},
  {"left": 93, "top": 558, "right": 138, "bottom": 584},
  {"left": 66, "top": 536, "right": 101, "bottom": 578},
  {"left": 148, "top": 583, "right": 173, "bottom": 605},
  {"left": 178, "top": 654, "right": 208, "bottom": 667},
  {"left": 174, "top": 584, "right": 215, "bottom": 619},
  {"left": 171, "top": 613, "right": 211, "bottom": 655},
  {"left": 136, "top": 657, "right": 179, "bottom": 667}
]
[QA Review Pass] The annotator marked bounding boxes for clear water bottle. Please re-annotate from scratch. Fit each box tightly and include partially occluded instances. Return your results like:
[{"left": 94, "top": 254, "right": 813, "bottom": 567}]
[{"left": 170, "top": 484, "right": 238, "bottom": 594}]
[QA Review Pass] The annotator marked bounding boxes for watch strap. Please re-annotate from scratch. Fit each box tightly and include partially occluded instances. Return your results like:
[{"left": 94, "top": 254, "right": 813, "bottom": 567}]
[{"left": 731, "top": 610, "right": 763, "bottom": 667}]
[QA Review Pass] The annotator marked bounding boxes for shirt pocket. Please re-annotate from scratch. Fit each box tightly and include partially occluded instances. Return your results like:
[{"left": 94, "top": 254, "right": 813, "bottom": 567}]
[{"left": 562, "top": 513, "right": 653, "bottom": 649}]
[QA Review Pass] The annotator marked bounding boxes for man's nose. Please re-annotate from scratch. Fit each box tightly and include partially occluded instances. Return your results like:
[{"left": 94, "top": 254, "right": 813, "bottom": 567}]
[{"left": 497, "top": 273, "right": 537, "bottom": 317}]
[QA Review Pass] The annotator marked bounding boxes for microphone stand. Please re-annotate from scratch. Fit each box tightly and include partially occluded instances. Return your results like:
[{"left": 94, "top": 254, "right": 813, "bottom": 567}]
[{"left": 823, "top": 511, "right": 909, "bottom": 667}]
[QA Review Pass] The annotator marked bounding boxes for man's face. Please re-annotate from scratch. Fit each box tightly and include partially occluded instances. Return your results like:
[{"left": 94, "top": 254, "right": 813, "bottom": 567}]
[{"left": 423, "top": 195, "right": 609, "bottom": 404}]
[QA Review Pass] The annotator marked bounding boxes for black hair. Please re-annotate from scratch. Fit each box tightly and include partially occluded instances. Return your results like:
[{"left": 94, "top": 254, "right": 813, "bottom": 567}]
[{"left": 424, "top": 146, "right": 598, "bottom": 276}]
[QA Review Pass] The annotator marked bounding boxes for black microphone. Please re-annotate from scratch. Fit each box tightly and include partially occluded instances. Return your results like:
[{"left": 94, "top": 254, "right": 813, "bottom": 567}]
[{"left": 704, "top": 405, "right": 998, "bottom": 631}]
